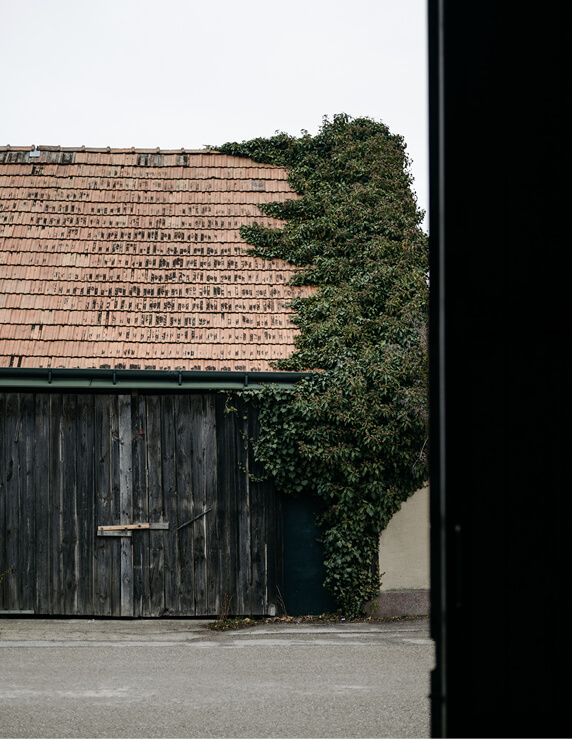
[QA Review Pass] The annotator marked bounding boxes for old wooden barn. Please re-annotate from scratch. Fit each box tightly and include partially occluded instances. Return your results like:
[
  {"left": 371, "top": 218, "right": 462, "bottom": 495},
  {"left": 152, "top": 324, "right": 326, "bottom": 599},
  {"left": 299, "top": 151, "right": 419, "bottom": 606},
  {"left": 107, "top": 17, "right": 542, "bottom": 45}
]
[{"left": 0, "top": 146, "right": 326, "bottom": 617}]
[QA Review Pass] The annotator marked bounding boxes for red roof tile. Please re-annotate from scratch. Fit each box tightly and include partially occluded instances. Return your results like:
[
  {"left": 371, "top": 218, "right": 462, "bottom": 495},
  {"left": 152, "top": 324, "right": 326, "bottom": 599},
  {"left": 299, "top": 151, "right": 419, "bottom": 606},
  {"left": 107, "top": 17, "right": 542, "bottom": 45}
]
[{"left": 0, "top": 147, "right": 310, "bottom": 371}]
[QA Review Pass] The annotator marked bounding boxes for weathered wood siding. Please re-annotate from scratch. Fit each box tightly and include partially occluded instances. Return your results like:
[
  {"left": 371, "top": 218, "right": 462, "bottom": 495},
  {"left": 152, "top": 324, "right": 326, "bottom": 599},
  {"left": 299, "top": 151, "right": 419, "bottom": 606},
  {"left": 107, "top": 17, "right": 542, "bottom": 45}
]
[{"left": 0, "top": 392, "right": 281, "bottom": 617}]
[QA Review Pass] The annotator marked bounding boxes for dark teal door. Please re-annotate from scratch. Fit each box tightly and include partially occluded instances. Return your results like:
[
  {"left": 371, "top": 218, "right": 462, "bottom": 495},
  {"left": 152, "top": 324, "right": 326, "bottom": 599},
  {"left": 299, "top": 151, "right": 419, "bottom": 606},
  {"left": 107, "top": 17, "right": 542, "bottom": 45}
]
[{"left": 282, "top": 494, "right": 337, "bottom": 616}]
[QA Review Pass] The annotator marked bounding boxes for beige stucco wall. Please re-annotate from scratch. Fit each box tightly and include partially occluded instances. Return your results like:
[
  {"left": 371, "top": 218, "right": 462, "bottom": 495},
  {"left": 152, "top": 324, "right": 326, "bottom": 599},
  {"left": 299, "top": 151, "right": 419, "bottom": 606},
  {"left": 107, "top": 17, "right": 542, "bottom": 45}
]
[{"left": 378, "top": 486, "right": 430, "bottom": 591}]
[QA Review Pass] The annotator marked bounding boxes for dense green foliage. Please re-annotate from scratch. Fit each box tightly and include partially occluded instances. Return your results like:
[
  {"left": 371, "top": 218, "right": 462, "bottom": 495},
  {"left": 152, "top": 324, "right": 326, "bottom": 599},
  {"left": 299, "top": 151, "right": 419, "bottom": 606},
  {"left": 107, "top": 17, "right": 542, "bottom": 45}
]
[{"left": 220, "top": 115, "right": 428, "bottom": 617}]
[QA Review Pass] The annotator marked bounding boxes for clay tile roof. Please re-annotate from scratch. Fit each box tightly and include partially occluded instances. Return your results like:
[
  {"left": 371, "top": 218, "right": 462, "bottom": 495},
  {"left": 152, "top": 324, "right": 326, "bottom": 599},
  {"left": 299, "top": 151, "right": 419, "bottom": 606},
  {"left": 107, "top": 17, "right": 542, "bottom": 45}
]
[{"left": 0, "top": 146, "right": 310, "bottom": 371}]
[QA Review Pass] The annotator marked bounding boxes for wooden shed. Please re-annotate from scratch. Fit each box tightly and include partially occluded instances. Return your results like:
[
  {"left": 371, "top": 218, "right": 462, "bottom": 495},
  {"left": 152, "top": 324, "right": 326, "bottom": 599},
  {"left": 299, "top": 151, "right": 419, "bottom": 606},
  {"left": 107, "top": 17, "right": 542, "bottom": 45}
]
[{"left": 0, "top": 146, "right": 317, "bottom": 617}]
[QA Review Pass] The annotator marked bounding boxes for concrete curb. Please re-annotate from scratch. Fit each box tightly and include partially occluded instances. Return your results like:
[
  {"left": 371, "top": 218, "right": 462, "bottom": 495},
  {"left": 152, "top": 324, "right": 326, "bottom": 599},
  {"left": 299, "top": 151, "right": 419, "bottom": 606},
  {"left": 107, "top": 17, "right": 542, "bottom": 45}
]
[{"left": 366, "top": 589, "right": 430, "bottom": 618}]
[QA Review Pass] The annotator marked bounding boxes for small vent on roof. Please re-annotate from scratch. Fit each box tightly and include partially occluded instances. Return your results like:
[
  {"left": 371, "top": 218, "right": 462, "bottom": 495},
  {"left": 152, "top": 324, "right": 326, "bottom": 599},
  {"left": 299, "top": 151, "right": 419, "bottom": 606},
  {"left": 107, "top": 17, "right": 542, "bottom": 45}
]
[
  {"left": 251, "top": 180, "right": 266, "bottom": 191},
  {"left": 29, "top": 147, "right": 41, "bottom": 159}
]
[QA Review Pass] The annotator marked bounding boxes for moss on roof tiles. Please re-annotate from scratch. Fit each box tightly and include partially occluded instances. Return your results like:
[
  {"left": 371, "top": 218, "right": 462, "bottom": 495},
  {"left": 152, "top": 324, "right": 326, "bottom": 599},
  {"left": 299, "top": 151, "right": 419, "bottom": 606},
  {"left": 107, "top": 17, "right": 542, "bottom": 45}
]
[{"left": 0, "top": 150, "right": 306, "bottom": 372}]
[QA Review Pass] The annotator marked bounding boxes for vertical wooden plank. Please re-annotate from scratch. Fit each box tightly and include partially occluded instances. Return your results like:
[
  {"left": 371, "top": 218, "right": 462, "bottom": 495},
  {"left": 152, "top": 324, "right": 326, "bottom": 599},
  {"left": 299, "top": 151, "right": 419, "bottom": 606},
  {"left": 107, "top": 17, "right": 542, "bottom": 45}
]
[
  {"left": 76, "top": 394, "right": 95, "bottom": 615},
  {"left": 174, "top": 394, "right": 195, "bottom": 615},
  {"left": 110, "top": 395, "right": 121, "bottom": 525},
  {"left": 120, "top": 538, "right": 132, "bottom": 616},
  {"left": 272, "top": 485, "right": 284, "bottom": 616},
  {"left": 0, "top": 394, "right": 6, "bottom": 609},
  {"left": 4, "top": 394, "right": 21, "bottom": 611},
  {"left": 215, "top": 393, "right": 239, "bottom": 617},
  {"left": 0, "top": 394, "right": 12, "bottom": 610},
  {"left": 246, "top": 397, "right": 267, "bottom": 615},
  {"left": 93, "top": 394, "right": 109, "bottom": 615},
  {"left": 264, "top": 452, "right": 281, "bottom": 615},
  {"left": 131, "top": 393, "right": 149, "bottom": 618},
  {"left": 19, "top": 393, "right": 36, "bottom": 612},
  {"left": 204, "top": 394, "right": 219, "bottom": 616},
  {"left": 146, "top": 395, "right": 165, "bottom": 616},
  {"left": 61, "top": 394, "right": 79, "bottom": 614},
  {"left": 161, "top": 395, "right": 179, "bottom": 614},
  {"left": 189, "top": 394, "right": 207, "bottom": 615},
  {"left": 253, "top": 402, "right": 279, "bottom": 616},
  {"left": 267, "top": 471, "right": 283, "bottom": 616},
  {"left": 118, "top": 394, "right": 133, "bottom": 617},
  {"left": 49, "top": 394, "right": 64, "bottom": 614},
  {"left": 109, "top": 395, "right": 121, "bottom": 616},
  {"left": 235, "top": 396, "right": 251, "bottom": 615},
  {"left": 94, "top": 395, "right": 119, "bottom": 616},
  {"left": 34, "top": 394, "right": 51, "bottom": 614}
]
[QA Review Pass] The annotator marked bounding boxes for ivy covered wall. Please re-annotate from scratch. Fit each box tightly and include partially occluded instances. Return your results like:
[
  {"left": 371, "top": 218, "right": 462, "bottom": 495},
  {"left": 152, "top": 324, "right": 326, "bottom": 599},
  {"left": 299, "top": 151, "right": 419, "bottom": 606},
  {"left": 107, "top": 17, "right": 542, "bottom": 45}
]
[{"left": 220, "top": 115, "right": 428, "bottom": 617}]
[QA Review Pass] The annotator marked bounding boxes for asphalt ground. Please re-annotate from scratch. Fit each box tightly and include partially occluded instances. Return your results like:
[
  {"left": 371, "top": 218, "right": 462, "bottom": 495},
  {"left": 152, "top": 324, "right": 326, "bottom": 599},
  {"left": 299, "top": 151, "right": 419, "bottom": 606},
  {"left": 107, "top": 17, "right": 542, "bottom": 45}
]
[{"left": 0, "top": 616, "right": 433, "bottom": 739}]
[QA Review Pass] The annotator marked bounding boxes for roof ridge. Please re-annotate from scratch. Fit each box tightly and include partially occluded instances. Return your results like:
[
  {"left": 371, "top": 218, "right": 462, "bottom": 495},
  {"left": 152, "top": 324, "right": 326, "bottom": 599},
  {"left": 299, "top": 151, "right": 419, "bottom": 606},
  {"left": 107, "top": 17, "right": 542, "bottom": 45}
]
[{"left": 0, "top": 145, "right": 220, "bottom": 154}]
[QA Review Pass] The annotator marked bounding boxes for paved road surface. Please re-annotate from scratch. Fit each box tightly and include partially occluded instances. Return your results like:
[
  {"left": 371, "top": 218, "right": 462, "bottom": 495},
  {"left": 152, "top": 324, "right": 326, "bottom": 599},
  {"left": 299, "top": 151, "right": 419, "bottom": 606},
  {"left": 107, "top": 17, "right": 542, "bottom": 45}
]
[{"left": 0, "top": 617, "right": 433, "bottom": 738}]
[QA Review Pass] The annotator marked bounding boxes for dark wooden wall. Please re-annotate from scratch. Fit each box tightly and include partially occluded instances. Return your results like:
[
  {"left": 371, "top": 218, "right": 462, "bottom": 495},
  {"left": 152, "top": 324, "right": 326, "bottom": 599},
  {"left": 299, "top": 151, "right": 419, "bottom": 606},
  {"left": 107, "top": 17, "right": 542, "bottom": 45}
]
[{"left": 0, "top": 392, "right": 282, "bottom": 617}]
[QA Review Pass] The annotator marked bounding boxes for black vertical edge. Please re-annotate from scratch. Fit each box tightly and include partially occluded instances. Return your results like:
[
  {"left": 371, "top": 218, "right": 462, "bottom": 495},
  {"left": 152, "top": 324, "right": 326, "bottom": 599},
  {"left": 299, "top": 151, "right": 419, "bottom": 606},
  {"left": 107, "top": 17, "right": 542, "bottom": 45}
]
[
  {"left": 430, "top": 2, "right": 572, "bottom": 736},
  {"left": 427, "top": 0, "right": 445, "bottom": 734}
]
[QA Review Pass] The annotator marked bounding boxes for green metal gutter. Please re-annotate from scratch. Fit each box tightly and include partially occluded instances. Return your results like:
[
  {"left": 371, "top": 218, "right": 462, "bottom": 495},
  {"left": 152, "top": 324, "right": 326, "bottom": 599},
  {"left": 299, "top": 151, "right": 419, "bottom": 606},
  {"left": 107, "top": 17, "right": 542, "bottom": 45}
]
[{"left": 0, "top": 368, "right": 311, "bottom": 392}]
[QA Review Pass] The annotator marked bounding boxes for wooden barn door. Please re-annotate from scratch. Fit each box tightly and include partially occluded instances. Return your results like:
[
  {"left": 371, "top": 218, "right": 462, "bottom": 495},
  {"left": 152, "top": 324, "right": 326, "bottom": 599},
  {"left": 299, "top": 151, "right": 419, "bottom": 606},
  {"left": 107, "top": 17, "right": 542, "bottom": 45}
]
[
  {"left": 94, "top": 393, "right": 281, "bottom": 618},
  {"left": 117, "top": 393, "right": 221, "bottom": 618},
  {"left": 93, "top": 394, "right": 176, "bottom": 618},
  {"left": 0, "top": 392, "right": 281, "bottom": 618}
]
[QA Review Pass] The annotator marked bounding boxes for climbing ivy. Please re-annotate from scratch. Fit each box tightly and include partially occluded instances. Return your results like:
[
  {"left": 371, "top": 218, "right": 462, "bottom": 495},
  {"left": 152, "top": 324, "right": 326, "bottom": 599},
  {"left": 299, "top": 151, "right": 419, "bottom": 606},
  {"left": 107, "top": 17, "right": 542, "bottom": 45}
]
[{"left": 220, "top": 115, "right": 428, "bottom": 617}]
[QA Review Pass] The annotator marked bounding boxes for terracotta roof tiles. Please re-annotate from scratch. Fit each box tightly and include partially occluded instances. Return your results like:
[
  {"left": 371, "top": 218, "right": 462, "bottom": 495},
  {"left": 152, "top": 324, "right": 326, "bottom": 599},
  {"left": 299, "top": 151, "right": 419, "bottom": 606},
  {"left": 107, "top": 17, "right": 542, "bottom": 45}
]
[{"left": 0, "top": 147, "right": 308, "bottom": 371}]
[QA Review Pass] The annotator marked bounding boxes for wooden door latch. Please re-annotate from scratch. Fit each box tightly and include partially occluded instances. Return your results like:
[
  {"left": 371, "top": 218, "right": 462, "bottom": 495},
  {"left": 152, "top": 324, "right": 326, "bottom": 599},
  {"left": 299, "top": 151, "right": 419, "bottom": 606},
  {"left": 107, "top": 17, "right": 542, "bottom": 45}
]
[{"left": 97, "top": 522, "right": 169, "bottom": 537}]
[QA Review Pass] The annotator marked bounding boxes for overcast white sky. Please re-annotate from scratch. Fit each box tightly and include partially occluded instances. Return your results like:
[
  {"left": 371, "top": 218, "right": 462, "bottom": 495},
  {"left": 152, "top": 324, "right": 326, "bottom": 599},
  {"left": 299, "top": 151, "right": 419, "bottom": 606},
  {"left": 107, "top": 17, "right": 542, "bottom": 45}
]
[{"left": 0, "top": 0, "right": 428, "bottom": 226}]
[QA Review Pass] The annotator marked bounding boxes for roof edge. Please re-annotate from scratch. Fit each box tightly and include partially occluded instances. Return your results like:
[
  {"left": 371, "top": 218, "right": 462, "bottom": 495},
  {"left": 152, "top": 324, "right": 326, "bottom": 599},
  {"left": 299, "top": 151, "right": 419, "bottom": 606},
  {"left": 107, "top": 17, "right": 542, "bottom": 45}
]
[
  {"left": 0, "top": 367, "right": 309, "bottom": 392},
  {"left": 0, "top": 145, "right": 220, "bottom": 154}
]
